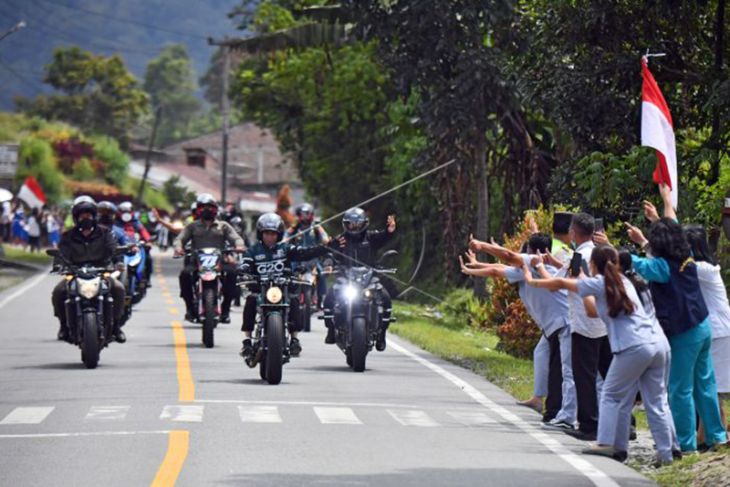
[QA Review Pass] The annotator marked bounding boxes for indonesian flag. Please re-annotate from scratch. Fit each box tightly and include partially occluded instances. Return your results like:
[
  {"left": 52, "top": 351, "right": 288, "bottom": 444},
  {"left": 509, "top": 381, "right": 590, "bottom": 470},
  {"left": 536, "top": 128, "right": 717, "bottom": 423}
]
[
  {"left": 17, "top": 176, "right": 46, "bottom": 209},
  {"left": 641, "top": 57, "right": 677, "bottom": 208}
]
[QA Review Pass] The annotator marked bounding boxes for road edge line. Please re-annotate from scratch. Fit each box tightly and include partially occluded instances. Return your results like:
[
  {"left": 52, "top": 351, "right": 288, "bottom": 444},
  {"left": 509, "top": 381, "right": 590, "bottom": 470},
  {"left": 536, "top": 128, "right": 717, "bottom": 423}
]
[
  {"left": 389, "top": 340, "right": 620, "bottom": 487},
  {"left": 0, "top": 267, "right": 49, "bottom": 309}
]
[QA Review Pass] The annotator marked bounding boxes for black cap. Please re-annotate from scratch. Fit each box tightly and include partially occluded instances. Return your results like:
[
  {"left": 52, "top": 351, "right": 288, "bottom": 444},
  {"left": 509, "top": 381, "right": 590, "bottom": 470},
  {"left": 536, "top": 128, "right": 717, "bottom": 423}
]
[{"left": 553, "top": 212, "right": 574, "bottom": 235}]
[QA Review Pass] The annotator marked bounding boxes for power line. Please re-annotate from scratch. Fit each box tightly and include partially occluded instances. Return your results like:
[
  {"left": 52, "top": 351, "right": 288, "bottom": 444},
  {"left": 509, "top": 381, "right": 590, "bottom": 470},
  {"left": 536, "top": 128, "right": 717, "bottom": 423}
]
[{"left": 37, "top": 0, "right": 210, "bottom": 41}]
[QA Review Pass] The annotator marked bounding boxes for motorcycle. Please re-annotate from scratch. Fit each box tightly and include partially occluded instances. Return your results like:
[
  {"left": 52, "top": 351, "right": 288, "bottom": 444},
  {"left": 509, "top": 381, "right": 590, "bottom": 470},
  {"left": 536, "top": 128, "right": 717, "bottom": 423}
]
[
  {"left": 123, "top": 239, "right": 148, "bottom": 305},
  {"left": 238, "top": 268, "right": 308, "bottom": 385},
  {"left": 180, "top": 247, "right": 224, "bottom": 348},
  {"left": 323, "top": 250, "right": 398, "bottom": 372},
  {"left": 47, "top": 247, "right": 125, "bottom": 369}
]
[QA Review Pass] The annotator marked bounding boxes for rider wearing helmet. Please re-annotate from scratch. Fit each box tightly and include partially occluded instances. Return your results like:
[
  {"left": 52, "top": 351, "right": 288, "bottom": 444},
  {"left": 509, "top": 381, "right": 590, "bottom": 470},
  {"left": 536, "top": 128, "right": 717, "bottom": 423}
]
[
  {"left": 239, "top": 212, "right": 331, "bottom": 359},
  {"left": 51, "top": 196, "right": 127, "bottom": 343},
  {"left": 286, "top": 203, "right": 331, "bottom": 306},
  {"left": 98, "top": 201, "right": 129, "bottom": 246},
  {"left": 174, "top": 194, "right": 245, "bottom": 323},
  {"left": 116, "top": 201, "right": 154, "bottom": 285},
  {"left": 322, "top": 208, "right": 397, "bottom": 350}
]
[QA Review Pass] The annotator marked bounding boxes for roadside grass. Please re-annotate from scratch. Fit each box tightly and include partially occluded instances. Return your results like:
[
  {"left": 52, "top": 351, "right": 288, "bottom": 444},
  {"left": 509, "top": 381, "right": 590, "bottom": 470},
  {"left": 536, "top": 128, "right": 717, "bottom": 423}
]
[
  {"left": 392, "top": 302, "right": 534, "bottom": 401},
  {"left": 2, "top": 245, "right": 52, "bottom": 265},
  {"left": 0, "top": 275, "right": 24, "bottom": 293}
]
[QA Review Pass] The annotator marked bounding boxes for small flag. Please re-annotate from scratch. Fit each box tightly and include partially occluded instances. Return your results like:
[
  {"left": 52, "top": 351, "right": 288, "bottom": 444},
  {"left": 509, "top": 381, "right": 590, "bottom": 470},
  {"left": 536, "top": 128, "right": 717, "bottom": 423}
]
[
  {"left": 17, "top": 176, "right": 47, "bottom": 209},
  {"left": 641, "top": 57, "right": 677, "bottom": 208}
]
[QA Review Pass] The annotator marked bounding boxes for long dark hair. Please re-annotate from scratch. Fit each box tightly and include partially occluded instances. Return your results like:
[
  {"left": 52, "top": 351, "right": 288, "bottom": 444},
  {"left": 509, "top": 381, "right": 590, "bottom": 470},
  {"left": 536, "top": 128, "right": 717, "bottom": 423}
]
[
  {"left": 591, "top": 245, "right": 635, "bottom": 318},
  {"left": 648, "top": 218, "right": 691, "bottom": 262},
  {"left": 618, "top": 248, "right": 650, "bottom": 307},
  {"left": 684, "top": 224, "right": 717, "bottom": 265}
]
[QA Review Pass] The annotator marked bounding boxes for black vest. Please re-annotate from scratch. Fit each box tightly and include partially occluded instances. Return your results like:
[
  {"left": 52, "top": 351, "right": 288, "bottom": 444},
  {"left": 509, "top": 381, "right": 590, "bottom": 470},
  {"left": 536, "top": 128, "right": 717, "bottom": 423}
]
[{"left": 650, "top": 258, "right": 709, "bottom": 337}]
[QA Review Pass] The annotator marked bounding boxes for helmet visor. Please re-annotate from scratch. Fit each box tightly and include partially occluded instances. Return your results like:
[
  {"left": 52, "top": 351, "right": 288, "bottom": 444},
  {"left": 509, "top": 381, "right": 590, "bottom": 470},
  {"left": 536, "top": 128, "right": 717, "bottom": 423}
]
[{"left": 344, "top": 220, "right": 367, "bottom": 233}]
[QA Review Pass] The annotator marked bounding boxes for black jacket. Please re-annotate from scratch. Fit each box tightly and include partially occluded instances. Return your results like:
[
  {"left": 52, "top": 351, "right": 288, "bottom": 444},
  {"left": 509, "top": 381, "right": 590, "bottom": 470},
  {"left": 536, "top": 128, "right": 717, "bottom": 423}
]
[
  {"left": 57, "top": 225, "right": 117, "bottom": 268},
  {"left": 243, "top": 241, "right": 328, "bottom": 278},
  {"left": 329, "top": 230, "right": 393, "bottom": 268}
]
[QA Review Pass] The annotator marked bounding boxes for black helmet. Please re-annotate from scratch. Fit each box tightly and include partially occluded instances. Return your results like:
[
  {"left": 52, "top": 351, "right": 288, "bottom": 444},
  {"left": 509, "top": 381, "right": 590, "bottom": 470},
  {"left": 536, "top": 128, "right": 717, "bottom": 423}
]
[
  {"left": 256, "top": 212, "right": 285, "bottom": 242},
  {"left": 71, "top": 195, "right": 97, "bottom": 224},
  {"left": 98, "top": 201, "right": 117, "bottom": 213},
  {"left": 98, "top": 201, "right": 116, "bottom": 225},
  {"left": 342, "top": 207, "right": 368, "bottom": 236}
]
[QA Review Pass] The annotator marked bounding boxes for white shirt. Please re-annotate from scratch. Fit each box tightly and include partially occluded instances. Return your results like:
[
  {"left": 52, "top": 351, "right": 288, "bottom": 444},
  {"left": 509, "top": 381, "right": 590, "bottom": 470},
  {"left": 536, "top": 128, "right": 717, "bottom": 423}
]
[
  {"left": 25, "top": 216, "right": 41, "bottom": 237},
  {"left": 566, "top": 241, "right": 608, "bottom": 338},
  {"left": 695, "top": 261, "right": 730, "bottom": 339}
]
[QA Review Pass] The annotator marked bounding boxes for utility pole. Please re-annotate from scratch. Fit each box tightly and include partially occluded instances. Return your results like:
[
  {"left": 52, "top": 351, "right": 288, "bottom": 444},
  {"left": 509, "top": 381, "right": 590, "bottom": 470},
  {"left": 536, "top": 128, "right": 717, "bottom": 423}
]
[
  {"left": 137, "top": 106, "right": 162, "bottom": 204},
  {"left": 208, "top": 38, "right": 231, "bottom": 204}
]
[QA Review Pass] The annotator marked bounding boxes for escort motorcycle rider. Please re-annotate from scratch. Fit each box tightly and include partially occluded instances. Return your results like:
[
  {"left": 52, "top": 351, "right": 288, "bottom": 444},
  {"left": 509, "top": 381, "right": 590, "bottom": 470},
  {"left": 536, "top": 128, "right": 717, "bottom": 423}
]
[
  {"left": 116, "top": 201, "right": 153, "bottom": 286},
  {"left": 173, "top": 194, "right": 245, "bottom": 323},
  {"left": 239, "top": 212, "right": 331, "bottom": 359},
  {"left": 51, "top": 196, "right": 127, "bottom": 343},
  {"left": 323, "top": 208, "right": 396, "bottom": 351},
  {"left": 286, "top": 203, "right": 331, "bottom": 306}
]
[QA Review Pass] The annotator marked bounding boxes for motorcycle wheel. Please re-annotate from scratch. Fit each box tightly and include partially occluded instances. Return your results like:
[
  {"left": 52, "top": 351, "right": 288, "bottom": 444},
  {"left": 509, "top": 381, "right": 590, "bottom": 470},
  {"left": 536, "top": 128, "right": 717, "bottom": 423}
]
[
  {"left": 302, "top": 287, "right": 312, "bottom": 332},
  {"left": 81, "top": 311, "right": 100, "bottom": 369},
  {"left": 265, "top": 313, "right": 284, "bottom": 385},
  {"left": 202, "top": 287, "right": 216, "bottom": 348},
  {"left": 130, "top": 275, "right": 142, "bottom": 304},
  {"left": 351, "top": 317, "right": 367, "bottom": 372}
]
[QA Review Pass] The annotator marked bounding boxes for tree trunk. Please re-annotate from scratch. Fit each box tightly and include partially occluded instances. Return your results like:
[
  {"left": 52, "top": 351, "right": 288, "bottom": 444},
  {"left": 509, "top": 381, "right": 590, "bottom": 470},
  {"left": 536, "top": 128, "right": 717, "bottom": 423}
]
[
  {"left": 708, "top": 0, "right": 725, "bottom": 187},
  {"left": 473, "top": 134, "right": 489, "bottom": 300}
]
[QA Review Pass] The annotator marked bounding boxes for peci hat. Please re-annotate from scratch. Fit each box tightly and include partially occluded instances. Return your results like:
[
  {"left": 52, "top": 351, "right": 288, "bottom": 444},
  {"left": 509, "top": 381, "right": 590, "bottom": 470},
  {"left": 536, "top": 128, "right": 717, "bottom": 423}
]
[{"left": 553, "top": 211, "right": 574, "bottom": 235}]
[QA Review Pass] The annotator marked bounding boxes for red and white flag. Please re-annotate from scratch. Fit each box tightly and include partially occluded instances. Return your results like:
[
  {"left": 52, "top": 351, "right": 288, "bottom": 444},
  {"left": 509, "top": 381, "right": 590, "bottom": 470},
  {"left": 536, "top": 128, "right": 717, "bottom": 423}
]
[
  {"left": 641, "top": 57, "right": 677, "bottom": 208},
  {"left": 17, "top": 176, "right": 46, "bottom": 209}
]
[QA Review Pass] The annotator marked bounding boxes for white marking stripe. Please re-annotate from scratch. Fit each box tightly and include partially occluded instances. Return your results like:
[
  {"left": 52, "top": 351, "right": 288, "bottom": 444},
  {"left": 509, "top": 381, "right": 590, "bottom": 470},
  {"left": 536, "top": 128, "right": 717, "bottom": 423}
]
[
  {"left": 160, "top": 405, "right": 204, "bottom": 422},
  {"left": 238, "top": 406, "right": 282, "bottom": 423},
  {"left": 0, "top": 407, "right": 54, "bottom": 425},
  {"left": 387, "top": 410, "right": 439, "bottom": 427},
  {"left": 195, "top": 399, "right": 420, "bottom": 409},
  {"left": 447, "top": 411, "right": 496, "bottom": 426},
  {"left": 389, "top": 340, "right": 619, "bottom": 487},
  {"left": 0, "top": 271, "right": 48, "bottom": 309},
  {"left": 85, "top": 406, "right": 130, "bottom": 421},
  {"left": 313, "top": 407, "right": 362, "bottom": 425},
  {"left": 0, "top": 430, "right": 171, "bottom": 439}
]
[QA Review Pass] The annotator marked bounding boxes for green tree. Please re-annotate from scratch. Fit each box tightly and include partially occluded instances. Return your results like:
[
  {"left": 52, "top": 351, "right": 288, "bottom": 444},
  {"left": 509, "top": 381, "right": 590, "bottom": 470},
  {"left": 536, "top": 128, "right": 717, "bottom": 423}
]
[
  {"left": 162, "top": 175, "right": 196, "bottom": 207},
  {"left": 15, "top": 136, "right": 65, "bottom": 204},
  {"left": 16, "top": 47, "right": 149, "bottom": 145},
  {"left": 143, "top": 44, "right": 202, "bottom": 145}
]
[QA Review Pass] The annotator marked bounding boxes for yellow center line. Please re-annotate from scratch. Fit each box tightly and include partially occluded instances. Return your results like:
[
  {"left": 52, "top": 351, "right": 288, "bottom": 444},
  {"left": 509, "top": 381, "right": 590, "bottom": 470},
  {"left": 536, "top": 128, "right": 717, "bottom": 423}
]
[
  {"left": 169, "top": 308, "right": 179, "bottom": 315},
  {"left": 171, "top": 320, "right": 195, "bottom": 402},
  {"left": 165, "top": 299, "right": 174, "bottom": 305},
  {"left": 150, "top": 430, "right": 189, "bottom": 487}
]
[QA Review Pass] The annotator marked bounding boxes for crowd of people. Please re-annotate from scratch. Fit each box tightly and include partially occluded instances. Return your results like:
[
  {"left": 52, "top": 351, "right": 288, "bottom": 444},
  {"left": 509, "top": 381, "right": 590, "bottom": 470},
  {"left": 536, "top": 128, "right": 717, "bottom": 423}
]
[
  {"left": 460, "top": 183, "right": 730, "bottom": 465},
  {"left": 1, "top": 200, "right": 63, "bottom": 251}
]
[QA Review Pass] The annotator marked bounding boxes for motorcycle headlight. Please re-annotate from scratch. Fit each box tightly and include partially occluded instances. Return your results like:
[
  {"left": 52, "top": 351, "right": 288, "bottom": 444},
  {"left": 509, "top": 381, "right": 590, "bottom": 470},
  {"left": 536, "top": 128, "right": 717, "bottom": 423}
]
[
  {"left": 364, "top": 288, "right": 373, "bottom": 299},
  {"left": 343, "top": 285, "right": 358, "bottom": 302},
  {"left": 266, "top": 286, "right": 283, "bottom": 304},
  {"left": 77, "top": 277, "right": 101, "bottom": 299}
]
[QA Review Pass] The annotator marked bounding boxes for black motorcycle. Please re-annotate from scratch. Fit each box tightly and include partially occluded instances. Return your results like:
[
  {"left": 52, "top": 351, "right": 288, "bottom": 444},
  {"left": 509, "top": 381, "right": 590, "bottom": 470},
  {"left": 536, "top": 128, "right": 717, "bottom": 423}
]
[
  {"left": 47, "top": 248, "right": 124, "bottom": 369},
  {"left": 293, "top": 264, "right": 317, "bottom": 332},
  {"left": 177, "top": 247, "right": 223, "bottom": 348},
  {"left": 238, "top": 269, "right": 307, "bottom": 385},
  {"left": 324, "top": 251, "right": 398, "bottom": 372}
]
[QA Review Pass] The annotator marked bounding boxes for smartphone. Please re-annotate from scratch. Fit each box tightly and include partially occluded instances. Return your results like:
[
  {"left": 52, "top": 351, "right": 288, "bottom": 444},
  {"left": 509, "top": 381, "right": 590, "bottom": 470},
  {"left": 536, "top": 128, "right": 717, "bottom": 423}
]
[
  {"left": 569, "top": 252, "right": 583, "bottom": 277},
  {"left": 594, "top": 218, "right": 604, "bottom": 233}
]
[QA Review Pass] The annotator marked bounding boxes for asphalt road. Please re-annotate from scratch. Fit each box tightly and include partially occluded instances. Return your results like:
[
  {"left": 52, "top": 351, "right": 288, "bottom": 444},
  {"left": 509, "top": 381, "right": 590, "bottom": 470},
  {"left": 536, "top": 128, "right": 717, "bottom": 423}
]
[{"left": 0, "top": 254, "right": 655, "bottom": 486}]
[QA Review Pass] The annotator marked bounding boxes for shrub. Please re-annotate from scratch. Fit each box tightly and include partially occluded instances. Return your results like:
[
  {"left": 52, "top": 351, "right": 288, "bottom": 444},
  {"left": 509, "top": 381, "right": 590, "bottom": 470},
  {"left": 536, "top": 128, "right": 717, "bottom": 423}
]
[
  {"left": 72, "top": 157, "right": 95, "bottom": 181},
  {"left": 438, "top": 288, "right": 489, "bottom": 330},
  {"left": 91, "top": 135, "right": 129, "bottom": 187},
  {"left": 15, "top": 136, "right": 66, "bottom": 203}
]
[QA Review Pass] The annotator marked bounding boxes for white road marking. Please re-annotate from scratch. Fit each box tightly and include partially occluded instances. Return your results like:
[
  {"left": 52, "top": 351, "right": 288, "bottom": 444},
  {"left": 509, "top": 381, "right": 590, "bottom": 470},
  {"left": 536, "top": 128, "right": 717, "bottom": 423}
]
[
  {"left": 313, "top": 407, "right": 362, "bottom": 425},
  {"left": 0, "top": 430, "right": 171, "bottom": 439},
  {"left": 447, "top": 411, "right": 497, "bottom": 426},
  {"left": 0, "top": 407, "right": 54, "bottom": 425},
  {"left": 389, "top": 340, "right": 619, "bottom": 487},
  {"left": 84, "top": 406, "right": 130, "bottom": 421},
  {"left": 195, "top": 399, "right": 420, "bottom": 409},
  {"left": 160, "top": 405, "right": 203, "bottom": 423},
  {"left": 238, "top": 406, "right": 282, "bottom": 424},
  {"left": 0, "top": 271, "right": 49, "bottom": 310},
  {"left": 387, "top": 409, "right": 439, "bottom": 427}
]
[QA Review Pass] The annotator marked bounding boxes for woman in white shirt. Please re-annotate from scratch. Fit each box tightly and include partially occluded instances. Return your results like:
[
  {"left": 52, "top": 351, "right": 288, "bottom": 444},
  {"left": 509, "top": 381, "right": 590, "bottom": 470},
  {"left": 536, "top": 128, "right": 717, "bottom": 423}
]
[{"left": 685, "top": 225, "right": 730, "bottom": 439}]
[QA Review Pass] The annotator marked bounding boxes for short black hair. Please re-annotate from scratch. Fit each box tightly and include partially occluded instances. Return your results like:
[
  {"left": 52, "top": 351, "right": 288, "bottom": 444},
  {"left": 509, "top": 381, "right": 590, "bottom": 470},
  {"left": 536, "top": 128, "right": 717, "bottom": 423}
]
[
  {"left": 684, "top": 224, "right": 717, "bottom": 265},
  {"left": 527, "top": 233, "right": 552, "bottom": 254},
  {"left": 648, "top": 218, "right": 691, "bottom": 262},
  {"left": 571, "top": 213, "right": 595, "bottom": 238},
  {"left": 553, "top": 212, "right": 573, "bottom": 235}
]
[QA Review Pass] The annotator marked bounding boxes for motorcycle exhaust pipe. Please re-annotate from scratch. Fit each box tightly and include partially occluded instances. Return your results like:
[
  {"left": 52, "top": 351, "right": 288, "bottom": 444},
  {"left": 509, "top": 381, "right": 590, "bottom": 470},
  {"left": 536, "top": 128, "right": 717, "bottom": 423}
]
[{"left": 245, "top": 347, "right": 264, "bottom": 369}]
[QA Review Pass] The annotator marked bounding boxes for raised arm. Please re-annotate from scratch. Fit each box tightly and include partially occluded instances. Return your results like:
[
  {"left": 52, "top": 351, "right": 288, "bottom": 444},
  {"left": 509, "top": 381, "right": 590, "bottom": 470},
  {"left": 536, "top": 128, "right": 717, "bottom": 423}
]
[
  {"left": 459, "top": 256, "right": 510, "bottom": 278},
  {"left": 521, "top": 264, "right": 579, "bottom": 293},
  {"left": 658, "top": 183, "right": 677, "bottom": 221},
  {"left": 468, "top": 235, "right": 523, "bottom": 267}
]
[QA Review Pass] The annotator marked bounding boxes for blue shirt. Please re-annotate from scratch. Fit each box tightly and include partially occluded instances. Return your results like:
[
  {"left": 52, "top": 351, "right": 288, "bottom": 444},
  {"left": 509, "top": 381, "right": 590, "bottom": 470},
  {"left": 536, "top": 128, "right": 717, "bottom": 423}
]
[
  {"left": 504, "top": 254, "right": 569, "bottom": 337},
  {"left": 576, "top": 275, "right": 659, "bottom": 353},
  {"left": 631, "top": 255, "right": 670, "bottom": 283}
]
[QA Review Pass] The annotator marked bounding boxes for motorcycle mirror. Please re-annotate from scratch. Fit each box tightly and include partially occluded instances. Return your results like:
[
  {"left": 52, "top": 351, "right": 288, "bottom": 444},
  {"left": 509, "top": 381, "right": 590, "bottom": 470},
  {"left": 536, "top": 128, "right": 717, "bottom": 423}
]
[
  {"left": 378, "top": 250, "right": 399, "bottom": 263},
  {"left": 46, "top": 249, "right": 60, "bottom": 257}
]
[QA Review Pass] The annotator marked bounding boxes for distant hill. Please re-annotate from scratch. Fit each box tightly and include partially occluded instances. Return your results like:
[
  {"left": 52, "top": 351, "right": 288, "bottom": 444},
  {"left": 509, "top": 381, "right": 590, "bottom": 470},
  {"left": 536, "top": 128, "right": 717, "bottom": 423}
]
[{"left": 0, "top": 0, "right": 245, "bottom": 110}]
